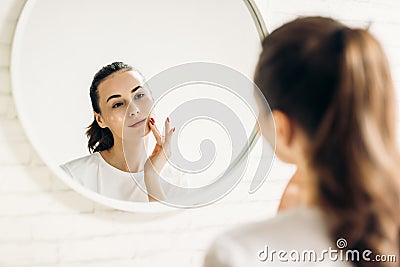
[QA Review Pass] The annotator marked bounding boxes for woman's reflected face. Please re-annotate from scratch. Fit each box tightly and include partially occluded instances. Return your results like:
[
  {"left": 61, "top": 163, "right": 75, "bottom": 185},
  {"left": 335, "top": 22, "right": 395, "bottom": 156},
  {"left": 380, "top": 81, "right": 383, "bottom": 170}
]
[{"left": 95, "top": 70, "right": 153, "bottom": 140}]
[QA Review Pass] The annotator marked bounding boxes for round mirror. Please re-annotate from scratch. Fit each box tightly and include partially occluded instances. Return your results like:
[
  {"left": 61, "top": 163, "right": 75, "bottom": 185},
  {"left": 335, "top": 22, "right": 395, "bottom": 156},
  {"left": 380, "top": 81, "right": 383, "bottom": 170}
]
[{"left": 11, "top": 0, "right": 271, "bottom": 211}]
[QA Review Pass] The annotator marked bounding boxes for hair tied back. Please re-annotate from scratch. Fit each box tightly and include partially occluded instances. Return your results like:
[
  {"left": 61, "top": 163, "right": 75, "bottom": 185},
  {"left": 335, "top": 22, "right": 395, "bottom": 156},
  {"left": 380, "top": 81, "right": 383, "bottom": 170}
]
[{"left": 332, "top": 27, "right": 347, "bottom": 53}]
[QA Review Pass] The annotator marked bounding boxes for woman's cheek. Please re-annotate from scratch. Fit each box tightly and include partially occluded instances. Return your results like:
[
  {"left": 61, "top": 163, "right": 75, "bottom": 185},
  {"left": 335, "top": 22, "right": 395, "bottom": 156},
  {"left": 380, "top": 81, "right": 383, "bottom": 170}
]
[
  {"left": 106, "top": 113, "right": 125, "bottom": 133},
  {"left": 145, "top": 97, "right": 154, "bottom": 110},
  {"left": 108, "top": 111, "right": 125, "bottom": 122}
]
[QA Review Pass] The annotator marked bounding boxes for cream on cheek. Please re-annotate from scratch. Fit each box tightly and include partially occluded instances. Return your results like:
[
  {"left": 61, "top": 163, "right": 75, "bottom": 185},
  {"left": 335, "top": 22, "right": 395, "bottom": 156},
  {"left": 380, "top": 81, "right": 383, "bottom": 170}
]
[
  {"left": 100, "top": 107, "right": 127, "bottom": 139},
  {"left": 101, "top": 103, "right": 123, "bottom": 121},
  {"left": 106, "top": 113, "right": 124, "bottom": 123}
]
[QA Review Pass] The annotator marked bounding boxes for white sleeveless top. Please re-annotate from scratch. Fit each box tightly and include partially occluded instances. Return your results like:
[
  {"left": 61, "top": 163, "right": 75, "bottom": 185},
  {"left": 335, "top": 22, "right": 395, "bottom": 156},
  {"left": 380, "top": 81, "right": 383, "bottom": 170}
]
[{"left": 61, "top": 152, "right": 185, "bottom": 202}]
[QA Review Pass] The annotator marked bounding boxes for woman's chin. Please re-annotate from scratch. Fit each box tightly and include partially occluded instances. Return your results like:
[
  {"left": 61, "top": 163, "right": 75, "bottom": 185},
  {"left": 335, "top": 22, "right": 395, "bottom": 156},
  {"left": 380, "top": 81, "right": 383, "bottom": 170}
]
[{"left": 122, "top": 124, "right": 150, "bottom": 138}]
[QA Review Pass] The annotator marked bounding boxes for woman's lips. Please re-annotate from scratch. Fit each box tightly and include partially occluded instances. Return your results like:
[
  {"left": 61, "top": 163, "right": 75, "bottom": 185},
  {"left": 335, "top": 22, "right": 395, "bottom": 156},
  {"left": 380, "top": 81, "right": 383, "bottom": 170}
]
[{"left": 128, "top": 119, "right": 146, "bottom": 127}]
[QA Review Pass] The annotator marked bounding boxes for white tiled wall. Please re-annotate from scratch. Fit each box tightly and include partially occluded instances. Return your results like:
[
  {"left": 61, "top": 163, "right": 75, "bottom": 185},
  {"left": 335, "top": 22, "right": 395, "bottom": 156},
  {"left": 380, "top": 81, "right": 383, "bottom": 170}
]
[{"left": 1, "top": 0, "right": 399, "bottom": 266}]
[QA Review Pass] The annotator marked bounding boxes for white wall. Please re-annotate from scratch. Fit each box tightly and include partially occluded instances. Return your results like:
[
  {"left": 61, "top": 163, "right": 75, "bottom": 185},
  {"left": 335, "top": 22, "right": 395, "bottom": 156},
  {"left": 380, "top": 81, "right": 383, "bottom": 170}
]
[{"left": 0, "top": 0, "right": 399, "bottom": 266}]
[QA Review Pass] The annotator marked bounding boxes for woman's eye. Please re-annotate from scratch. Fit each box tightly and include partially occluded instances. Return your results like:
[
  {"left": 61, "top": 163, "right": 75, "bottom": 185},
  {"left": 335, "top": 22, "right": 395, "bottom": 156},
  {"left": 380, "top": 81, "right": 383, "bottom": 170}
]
[
  {"left": 134, "top": 93, "right": 145, "bottom": 100},
  {"left": 112, "top": 102, "right": 123, "bottom": 108}
]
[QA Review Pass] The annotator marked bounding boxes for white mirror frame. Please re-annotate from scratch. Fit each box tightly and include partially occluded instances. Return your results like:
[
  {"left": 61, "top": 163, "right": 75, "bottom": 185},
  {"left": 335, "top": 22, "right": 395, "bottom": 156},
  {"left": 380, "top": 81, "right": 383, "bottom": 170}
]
[{"left": 11, "top": 0, "right": 268, "bottom": 212}]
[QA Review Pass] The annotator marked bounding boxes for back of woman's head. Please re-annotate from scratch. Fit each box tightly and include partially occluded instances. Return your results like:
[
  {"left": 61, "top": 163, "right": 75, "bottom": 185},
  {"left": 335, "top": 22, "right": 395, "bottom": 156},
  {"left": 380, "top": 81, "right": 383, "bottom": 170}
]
[
  {"left": 86, "top": 62, "right": 133, "bottom": 153},
  {"left": 255, "top": 17, "right": 400, "bottom": 266}
]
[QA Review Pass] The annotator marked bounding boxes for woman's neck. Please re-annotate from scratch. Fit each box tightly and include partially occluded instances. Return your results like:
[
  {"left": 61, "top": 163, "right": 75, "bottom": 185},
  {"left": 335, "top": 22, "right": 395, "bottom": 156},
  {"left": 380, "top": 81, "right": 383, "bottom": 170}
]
[
  {"left": 278, "top": 163, "right": 317, "bottom": 212},
  {"left": 297, "top": 163, "right": 318, "bottom": 207},
  {"left": 100, "top": 137, "right": 148, "bottom": 173}
]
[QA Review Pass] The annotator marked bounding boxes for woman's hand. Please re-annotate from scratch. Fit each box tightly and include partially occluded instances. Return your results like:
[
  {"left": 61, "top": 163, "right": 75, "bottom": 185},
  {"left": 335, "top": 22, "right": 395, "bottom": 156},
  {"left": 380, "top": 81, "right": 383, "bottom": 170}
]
[{"left": 144, "top": 117, "right": 175, "bottom": 202}]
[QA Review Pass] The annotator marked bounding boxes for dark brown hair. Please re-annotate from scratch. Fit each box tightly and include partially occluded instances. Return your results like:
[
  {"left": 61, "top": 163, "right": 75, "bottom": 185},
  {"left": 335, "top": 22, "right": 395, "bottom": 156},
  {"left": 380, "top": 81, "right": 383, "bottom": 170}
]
[
  {"left": 255, "top": 17, "right": 400, "bottom": 266},
  {"left": 86, "top": 62, "right": 133, "bottom": 152}
]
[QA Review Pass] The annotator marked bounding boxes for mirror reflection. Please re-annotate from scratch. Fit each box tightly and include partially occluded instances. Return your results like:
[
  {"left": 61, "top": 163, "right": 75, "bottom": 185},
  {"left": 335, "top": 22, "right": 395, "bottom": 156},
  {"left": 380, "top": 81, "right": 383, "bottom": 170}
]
[
  {"left": 60, "top": 62, "right": 185, "bottom": 202},
  {"left": 12, "top": 0, "right": 268, "bottom": 209}
]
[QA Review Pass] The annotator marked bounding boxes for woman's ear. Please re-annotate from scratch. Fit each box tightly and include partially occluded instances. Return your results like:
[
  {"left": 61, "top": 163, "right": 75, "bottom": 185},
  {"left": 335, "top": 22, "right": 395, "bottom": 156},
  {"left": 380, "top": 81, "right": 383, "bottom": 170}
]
[
  {"left": 272, "top": 110, "right": 298, "bottom": 164},
  {"left": 94, "top": 112, "right": 107, "bottom": 129}
]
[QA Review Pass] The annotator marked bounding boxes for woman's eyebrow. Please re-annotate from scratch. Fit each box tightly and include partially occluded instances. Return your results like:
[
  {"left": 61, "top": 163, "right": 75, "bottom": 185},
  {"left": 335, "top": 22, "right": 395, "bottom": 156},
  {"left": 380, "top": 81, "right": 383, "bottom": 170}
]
[
  {"left": 106, "top": 94, "right": 121, "bottom": 103},
  {"left": 131, "top": 85, "right": 142, "bottom": 93},
  {"left": 106, "top": 86, "right": 142, "bottom": 103}
]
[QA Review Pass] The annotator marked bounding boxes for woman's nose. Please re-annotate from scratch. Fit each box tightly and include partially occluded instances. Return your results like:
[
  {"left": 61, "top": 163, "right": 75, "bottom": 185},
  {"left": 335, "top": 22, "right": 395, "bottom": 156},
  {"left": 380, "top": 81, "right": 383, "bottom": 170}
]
[{"left": 128, "top": 103, "right": 139, "bottom": 117}]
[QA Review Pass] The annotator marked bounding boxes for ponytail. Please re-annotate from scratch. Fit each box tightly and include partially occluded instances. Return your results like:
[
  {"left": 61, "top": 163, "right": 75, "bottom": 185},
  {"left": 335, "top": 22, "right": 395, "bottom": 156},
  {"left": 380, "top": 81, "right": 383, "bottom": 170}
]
[
  {"left": 312, "top": 27, "right": 400, "bottom": 265},
  {"left": 86, "top": 118, "right": 114, "bottom": 153}
]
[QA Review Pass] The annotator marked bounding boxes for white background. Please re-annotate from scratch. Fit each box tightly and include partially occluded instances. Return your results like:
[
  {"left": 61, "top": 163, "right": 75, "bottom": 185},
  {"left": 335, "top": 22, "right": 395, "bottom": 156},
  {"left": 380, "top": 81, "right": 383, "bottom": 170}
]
[{"left": 0, "top": 0, "right": 399, "bottom": 266}]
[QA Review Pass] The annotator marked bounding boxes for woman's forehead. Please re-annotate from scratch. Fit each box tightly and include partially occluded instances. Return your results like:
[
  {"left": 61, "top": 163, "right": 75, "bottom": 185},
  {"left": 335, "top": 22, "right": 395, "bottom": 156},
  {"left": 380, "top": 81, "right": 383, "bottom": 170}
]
[{"left": 98, "top": 70, "right": 144, "bottom": 96}]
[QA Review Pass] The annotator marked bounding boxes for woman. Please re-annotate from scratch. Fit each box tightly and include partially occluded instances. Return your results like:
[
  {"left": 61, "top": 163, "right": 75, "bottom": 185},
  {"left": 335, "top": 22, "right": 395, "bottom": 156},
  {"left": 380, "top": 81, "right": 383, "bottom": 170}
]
[
  {"left": 61, "top": 62, "right": 177, "bottom": 202},
  {"left": 204, "top": 17, "right": 400, "bottom": 266}
]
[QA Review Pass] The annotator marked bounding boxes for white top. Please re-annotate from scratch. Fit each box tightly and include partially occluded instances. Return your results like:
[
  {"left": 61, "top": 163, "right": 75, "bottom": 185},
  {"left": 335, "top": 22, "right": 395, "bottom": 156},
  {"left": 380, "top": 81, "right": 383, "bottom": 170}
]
[
  {"left": 204, "top": 207, "right": 353, "bottom": 267},
  {"left": 61, "top": 152, "right": 185, "bottom": 202}
]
